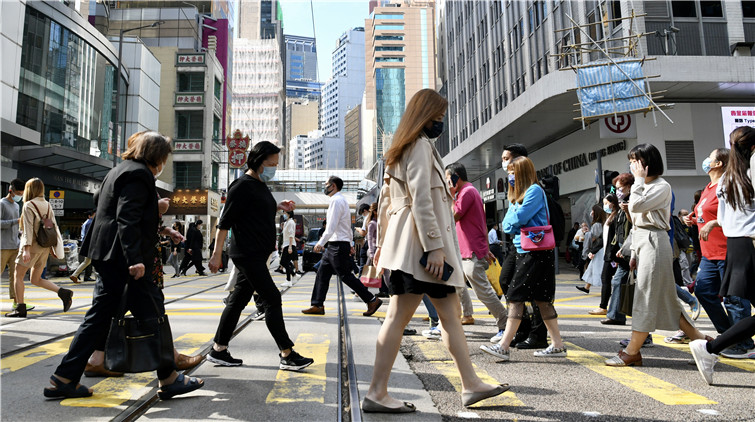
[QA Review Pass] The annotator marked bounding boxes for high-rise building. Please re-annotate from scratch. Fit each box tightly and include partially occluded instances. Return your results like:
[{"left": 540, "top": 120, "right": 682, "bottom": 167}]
[
  {"left": 364, "top": 0, "right": 437, "bottom": 165},
  {"left": 344, "top": 106, "right": 362, "bottom": 169},
  {"left": 286, "top": 99, "right": 320, "bottom": 141},
  {"left": 289, "top": 130, "right": 344, "bottom": 169},
  {"left": 285, "top": 35, "right": 318, "bottom": 83},
  {"left": 234, "top": 0, "right": 286, "bottom": 149},
  {"left": 438, "top": 0, "right": 755, "bottom": 229},
  {"left": 320, "top": 28, "right": 366, "bottom": 168}
]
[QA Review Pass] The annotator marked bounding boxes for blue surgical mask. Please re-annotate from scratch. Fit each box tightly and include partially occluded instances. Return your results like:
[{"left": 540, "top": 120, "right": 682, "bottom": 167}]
[
  {"left": 259, "top": 166, "right": 276, "bottom": 182},
  {"left": 13, "top": 195, "right": 22, "bottom": 202},
  {"left": 507, "top": 174, "right": 515, "bottom": 187},
  {"left": 603, "top": 204, "right": 612, "bottom": 214},
  {"left": 702, "top": 157, "right": 712, "bottom": 174},
  {"left": 282, "top": 214, "right": 288, "bottom": 220}
]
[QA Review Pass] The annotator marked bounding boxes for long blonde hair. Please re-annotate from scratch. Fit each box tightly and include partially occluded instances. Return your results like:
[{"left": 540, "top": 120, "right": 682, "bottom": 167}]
[
  {"left": 507, "top": 157, "right": 539, "bottom": 204},
  {"left": 384, "top": 89, "right": 448, "bottom": 167},
  {"left": 23, "top": 178, "right": 45, "bottom": 203}
]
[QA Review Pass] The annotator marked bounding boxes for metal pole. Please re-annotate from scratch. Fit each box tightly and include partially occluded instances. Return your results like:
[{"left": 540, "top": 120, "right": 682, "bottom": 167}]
[
  {"left": 113, "top": 29, "right": 125, "bottom": 167},
  {"left": 596, "top": 150, "right": 604, "bottom": 200}
]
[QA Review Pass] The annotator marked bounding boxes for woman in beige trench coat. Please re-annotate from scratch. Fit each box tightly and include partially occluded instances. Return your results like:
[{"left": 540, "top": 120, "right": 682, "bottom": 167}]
[{"left": 362, "top": 89, "right": 508, "bottom": 413}]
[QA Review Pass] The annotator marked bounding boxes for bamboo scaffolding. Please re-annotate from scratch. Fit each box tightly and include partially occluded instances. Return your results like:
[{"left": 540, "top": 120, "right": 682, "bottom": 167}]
[{"left": 554, "top": 14, "right": 648, "bottom": 33}]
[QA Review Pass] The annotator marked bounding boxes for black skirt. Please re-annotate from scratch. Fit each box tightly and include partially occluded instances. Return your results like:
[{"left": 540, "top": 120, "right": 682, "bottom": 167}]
[
  {"left": 505, "top": 249, "right": 556, "bottom": 302},
  {"left": 720, "top": 237, "right": 755, "bottom": 303},
  {"left": 388, "top": 270, "right": 456, "bottom": 298}
]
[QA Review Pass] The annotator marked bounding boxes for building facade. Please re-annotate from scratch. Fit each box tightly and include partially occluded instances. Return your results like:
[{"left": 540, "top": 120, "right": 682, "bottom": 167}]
[
  {"left": 321, "top": 28, "right": 366, "bottom": 167},
  {"left": 344, "top": 106, "right": 362, "bottom": 169},
  {"left": 438, "top": 0, "right": 755, "bottom": 230},
  {"left": 286, "top": 99, "right": 320, "bottom": 143},
  {"left": 364, "top": 0, "right": 437, "bottom": 164}
]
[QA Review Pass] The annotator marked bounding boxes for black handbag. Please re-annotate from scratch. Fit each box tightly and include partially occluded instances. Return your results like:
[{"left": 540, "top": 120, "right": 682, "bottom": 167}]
[
  {"left": 619, "top": 271, "right": 635, "bottom": 317},
  {"left": 104, "top": 283, "right": 174, "bottom": 373}
]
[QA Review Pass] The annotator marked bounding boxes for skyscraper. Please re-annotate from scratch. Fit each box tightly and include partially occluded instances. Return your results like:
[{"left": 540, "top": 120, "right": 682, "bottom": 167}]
[{"left": 364, "top": 0, "right": 436, "bottom": 165}]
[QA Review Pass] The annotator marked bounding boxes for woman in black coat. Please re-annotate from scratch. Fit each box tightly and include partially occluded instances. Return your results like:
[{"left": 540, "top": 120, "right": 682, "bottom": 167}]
[{"left": 44, "top": 131, "right": 204, "bottom": 400}]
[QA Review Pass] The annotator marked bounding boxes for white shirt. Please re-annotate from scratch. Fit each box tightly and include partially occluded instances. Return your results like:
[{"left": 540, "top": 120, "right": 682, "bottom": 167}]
[
  {"left": 281, "top": 218, "right": 296, "bottom": 248},
  {"left": 488, "top": 228, "right": 499, "bottom": 245},
  {"left": 317, "top": 191, "right": 353, "bottom": 246}
]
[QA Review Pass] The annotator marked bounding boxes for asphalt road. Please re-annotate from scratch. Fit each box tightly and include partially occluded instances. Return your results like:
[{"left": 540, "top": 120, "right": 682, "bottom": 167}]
[{"left": 1, "top": 260, "right": 753, "bottom": 421}]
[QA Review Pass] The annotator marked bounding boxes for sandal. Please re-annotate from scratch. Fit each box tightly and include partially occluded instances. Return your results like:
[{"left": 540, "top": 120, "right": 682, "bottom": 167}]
[
  {"left": 157, "top": 373, "right": 204, "bottom": 400},
  {"left": 58, "top": 288, "right": 73, "bottom": 312},
  {"left": 43, "top": 375, "right": 93, "bottom": 399}
]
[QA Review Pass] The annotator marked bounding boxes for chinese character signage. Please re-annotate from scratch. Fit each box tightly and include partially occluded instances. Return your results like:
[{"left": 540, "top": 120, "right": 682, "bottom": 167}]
[
  {"left": 227, "top": 129, "right": 250, "bottom": 168},
  {"left": 721, "top": 107, "right": 755, "bottom": 148},
  {"left": 174, "top": 141, "right": 203, "bottom": 152},
  {"left": 175, "top": 94, "right": 205, "bottom": 105},
  {"left": 176, "top": 53, "right": 206, "bottom": 66},
  {"left": 166, "top": 189, "right": 209, "bottom": 216}
]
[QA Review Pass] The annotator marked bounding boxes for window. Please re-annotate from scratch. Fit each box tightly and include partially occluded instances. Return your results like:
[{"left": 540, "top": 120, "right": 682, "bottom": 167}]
[
  {"left": 375, "top": 46, "right": 404, "bottom": 51},
  {"left": 672, "top": 1, "right": 697, "bottom": 17},
  {"left": 700, "top": 1, "right": 723, "bottom": 17},
  {"left": 375, "top": 24, "right": 404, "bottom": 30},
  {"left": 375, "top": 14, "right": 403, "bottom": 19},
  {"left": 174, "top": 162, "right": 202, "bottom": 189},
  {"left": 178, "top": 72, "right": 204, "bottom": 92},
  {"left": 214, "top": 78, "right": 221, "bottom": 100},
  {"left": 376, "top": 35, "right": 404, "bottom": 41},
  {"left": 213, "top": 116, "right": 220, "bottom": 141},
  {"left": 176, "top": 111, "right": 203, "bottom": 139},
  {"left": 744, "top": 1, "right": 755, "bottom": 18}
]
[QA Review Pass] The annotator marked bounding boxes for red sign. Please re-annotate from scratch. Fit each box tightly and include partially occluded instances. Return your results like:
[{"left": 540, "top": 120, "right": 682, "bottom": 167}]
[{"left": 227, "top": 129, "right": 249, "bottom": 169}]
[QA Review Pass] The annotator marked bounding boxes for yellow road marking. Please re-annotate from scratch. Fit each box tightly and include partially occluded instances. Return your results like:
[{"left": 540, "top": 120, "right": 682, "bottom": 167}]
[
  {"left": 62, "top": 333, "right": 213, "bottom": 408},
  {"left": 651, "top": 334, "right": 755, "bottom": 372},
  {"left": 565, "top": 342, "right": 716, "bottom": 405},
  {"left": 1, "top": 337, "right": 73, "bottom": 374},
  {"left": 416, "top": 339, "right": 523, "bottom": 407},
  {"left": 266, "top": 333, "right": 330, "bottom": 404},
  {"left": 554, "top": 294, "right": 601, "bottom": 303}
]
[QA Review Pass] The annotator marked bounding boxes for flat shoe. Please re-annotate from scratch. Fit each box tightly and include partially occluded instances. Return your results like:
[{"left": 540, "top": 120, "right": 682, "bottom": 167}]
[
  {"left": 462, "top": 384, "right": 510, "bottom": 407},
  {"left": 157, "top": 373, "right": 204, "bottom": 400},
  {"left": 588, "top": 308, "right": 607, "bottom": 315},
  {"left": 176, "top": 353, "right": 205, "bottom": 371},
  {"left": 362, "top": 397, "right": 416, "bottom": 413},
  {"left": 84, "top": 362, "right": 124, "bottom": 378}
]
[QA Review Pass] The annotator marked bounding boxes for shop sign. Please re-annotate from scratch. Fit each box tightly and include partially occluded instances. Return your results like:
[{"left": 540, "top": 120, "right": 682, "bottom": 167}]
[
  {"left": 166, "top": 189, "right": 209, "bottom": 215},
  {"left": 174, "top": 141, "right": 202, "bottom": 152},
  {"left": 176, "top": 53, "right": 206, "bottom": 65},
  {"left": 721, "top": 107, "right": 755, "bottom": 148},
  {"left": 227, "top": 129, "right": 250, "bottom": 168},
  {"left": 599, "top": 114, "right": 636, "bottom": 139},
  {"left": 536, "top": 140, "right": 627, "bottom": 180},
  {"left": 175, "top": 94, "right": 205, "bottom": 105},
  {"left": 482, "top": 189, "right": 495, "bottom": 203}
]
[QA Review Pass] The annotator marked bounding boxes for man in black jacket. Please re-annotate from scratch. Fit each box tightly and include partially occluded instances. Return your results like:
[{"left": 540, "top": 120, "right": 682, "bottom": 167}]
[{"left": 179, "top": 221, "right": 206, "bottom": 276}]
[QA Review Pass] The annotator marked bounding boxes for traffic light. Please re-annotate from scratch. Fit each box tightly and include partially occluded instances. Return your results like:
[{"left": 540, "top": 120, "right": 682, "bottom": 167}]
[{"left": 604, "top": 170, "right": 619, "bottom": 195}]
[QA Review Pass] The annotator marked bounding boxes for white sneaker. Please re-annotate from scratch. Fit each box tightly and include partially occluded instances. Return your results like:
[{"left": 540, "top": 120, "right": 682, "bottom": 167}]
[
  {"left": 689, "top": 339, "right": 717, "bottom": 385},
  {"left": 490, "top": 330, "right": 504, "bottom": 343},
  {"left": 480, "top": 344, "right": 510, "bottom": 361},
  {"left": 533, "top": 344, "right": 567, "bottom": 357},
  {"left": 422, "top": 326, "right": 441, "bottom": 340}
]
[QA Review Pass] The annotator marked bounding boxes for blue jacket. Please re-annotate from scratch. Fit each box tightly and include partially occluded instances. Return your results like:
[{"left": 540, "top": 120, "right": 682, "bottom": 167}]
[{"left": 503, "top": 184, "right": 549, "bottom": 253}]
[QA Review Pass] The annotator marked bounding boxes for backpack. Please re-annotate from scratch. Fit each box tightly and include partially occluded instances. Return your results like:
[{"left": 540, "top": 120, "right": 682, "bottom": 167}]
[
  {"left": 671, "top": 216, "right": 692, "bottom": 251},
  {"left": 30, "top": 202, "right": 58, "bottom": 248}
]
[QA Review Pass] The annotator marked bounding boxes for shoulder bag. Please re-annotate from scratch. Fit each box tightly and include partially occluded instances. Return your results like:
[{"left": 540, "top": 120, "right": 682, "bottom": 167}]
[
  {"left": 619, "top": 270, "right": 635, "bottom": 316},
  {"left": 104, "top": 283, "right": 174, "bottom": 373},
  {"left": 29, "top": 202, "right": 58, "bottom": 248},
  {"left": 520, "top": 188, "right": 555, "bottom": 251},
  {"left": 360, "top": 265, "right": 383, "bottom": 288}
]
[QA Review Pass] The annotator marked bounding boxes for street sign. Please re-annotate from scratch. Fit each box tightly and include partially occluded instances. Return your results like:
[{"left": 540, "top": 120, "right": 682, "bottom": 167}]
[
  {"left": 50, "top": 190, "right": 65, "bottom": 199},
  {"left": 49, "top": 199, "right": 64, "bottom": 209},
  {"left": 53, "top": 209, "right": 64, "bottom": 217}
]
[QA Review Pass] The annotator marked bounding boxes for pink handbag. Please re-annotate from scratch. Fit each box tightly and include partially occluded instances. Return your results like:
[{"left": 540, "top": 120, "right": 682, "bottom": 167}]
[{"left": 520, "top": 188, "right": 555, "bottom": 251}]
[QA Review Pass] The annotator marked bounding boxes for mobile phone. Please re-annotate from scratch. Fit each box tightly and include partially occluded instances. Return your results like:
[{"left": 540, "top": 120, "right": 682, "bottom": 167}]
[
  {"left": 450, "top": 174, "right": 460, "bottom": 187},
  {"left": 419, "top": 252, "right": 454, "bottom": 281}
]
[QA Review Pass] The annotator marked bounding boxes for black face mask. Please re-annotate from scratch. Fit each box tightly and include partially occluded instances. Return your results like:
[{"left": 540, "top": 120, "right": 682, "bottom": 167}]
[
  {"left": 325, "top": 187, "right": 334, "bottom": 196},
  {"left": 424, "top": 120, "right": 444, "bottom": 139}
]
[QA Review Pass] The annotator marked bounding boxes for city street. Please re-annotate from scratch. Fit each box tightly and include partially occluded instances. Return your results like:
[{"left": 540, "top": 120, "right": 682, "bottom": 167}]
[{"left": 1, "top": 262, "right": 753, "bottom": 421}]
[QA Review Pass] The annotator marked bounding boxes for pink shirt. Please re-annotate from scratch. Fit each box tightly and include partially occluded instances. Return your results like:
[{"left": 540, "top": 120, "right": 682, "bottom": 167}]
[{"left": 454, "top": 183, "right": 489, "bottom": 260}]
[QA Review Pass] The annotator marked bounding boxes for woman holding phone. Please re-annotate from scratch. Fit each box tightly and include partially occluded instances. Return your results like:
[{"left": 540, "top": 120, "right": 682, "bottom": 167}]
[{"left": 363, "top": 89, "right": 508, "bottom": 413}]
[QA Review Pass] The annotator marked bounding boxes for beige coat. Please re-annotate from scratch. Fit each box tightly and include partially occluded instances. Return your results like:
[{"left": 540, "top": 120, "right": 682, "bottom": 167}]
[
  {"left": 376, "top": 135, "right": 464, "bottom": 287},
  {"left": 19, "top": 197, "right": 64, "bottom": 259}
]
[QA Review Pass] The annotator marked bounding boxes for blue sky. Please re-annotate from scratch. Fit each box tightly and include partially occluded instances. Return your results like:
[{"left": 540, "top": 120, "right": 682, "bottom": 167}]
[{"left": 277, "top": 0, "right": 371, "bottom": 81}]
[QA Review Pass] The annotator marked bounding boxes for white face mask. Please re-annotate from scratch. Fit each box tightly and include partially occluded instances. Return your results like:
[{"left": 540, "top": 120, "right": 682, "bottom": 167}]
[{"left": 502, "top": 160, "right": 510, "bottom": 172}]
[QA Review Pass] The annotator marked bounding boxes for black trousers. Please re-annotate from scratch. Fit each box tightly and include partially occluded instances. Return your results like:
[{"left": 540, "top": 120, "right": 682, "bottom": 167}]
[
  {"left": 179, "top": 250, "right": 205, "bottom": 274},
  {"left": 600, "top": 260, "right": 618, "bottom": 309},
  {"left": 280, "top": 247, "right": 296, "bottom": 281},
  {"left": 54, "top": 260, "right": 174, "bottom": 383},
  {"left": 310, "top": 242, "right": 375, "bottom": 307},
  {"left": 214, "top": 257, "right": 294, "bottom": 351}
]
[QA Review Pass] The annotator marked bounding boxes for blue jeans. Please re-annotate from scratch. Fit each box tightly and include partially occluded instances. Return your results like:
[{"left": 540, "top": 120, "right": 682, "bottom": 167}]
[
  {"left": 676, "top": 284, "right": 695, "bottom": 306},
  {"left": 695, "top": 258, "right": 731, "bottom": 334},
  {"left": 422, "top": 295, "right": 439, "bottom": 328},
  {"left": 724, "top": 295, "right": 755, "bottom": 350},
  {"left": 606, "top": 266, "right": 628, "bottom": 323}
]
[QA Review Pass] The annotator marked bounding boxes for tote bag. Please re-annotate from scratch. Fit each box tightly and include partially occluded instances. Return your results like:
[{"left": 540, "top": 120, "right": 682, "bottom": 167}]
[{"left": 360, "top": 265, "right": 382, "bottom": 288}]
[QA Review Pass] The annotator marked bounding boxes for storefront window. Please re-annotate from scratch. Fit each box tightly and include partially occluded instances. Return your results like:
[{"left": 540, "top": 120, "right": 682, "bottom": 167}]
[{"left": 16, "top": 7, "right": 123, "bottom": 162}]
